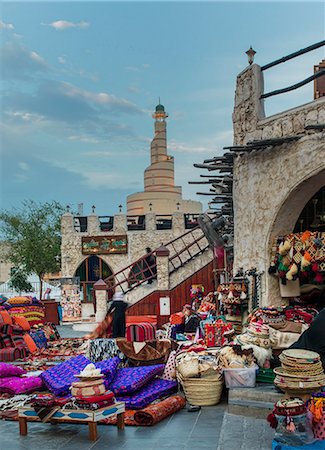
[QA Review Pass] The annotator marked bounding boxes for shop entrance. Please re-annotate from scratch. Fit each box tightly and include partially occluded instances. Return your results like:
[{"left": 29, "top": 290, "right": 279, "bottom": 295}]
[
  {"left": 75, "top": 256, "right": 113, "bottom": 302},
  {"left": 294, "top": 185, "right": 325, "bottom": 233}
]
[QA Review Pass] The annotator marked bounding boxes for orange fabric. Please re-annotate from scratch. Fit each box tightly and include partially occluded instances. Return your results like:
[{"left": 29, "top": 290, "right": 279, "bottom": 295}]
[
  {"left": 0, "top": 311, "right": 13, "bottom": 325},
  {"left": 12, "top": 316, "right": 31, "bottom": 331},
  {"left": 126, "top": 315, "right": 157, "bottom": 325},
  {"left": 23, "top": 334, "right": 38, "bottom": 353}
]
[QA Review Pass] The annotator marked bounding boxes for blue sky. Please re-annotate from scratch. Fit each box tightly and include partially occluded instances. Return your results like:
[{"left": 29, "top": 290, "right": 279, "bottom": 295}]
[{"left": 1, "top": 1, "right": 324, "bottom": 215}]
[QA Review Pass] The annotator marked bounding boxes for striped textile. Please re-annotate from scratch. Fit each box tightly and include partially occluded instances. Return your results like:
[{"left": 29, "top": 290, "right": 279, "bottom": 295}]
[{"left": 126, "top": 322, "right": 156, "bottom": 342}]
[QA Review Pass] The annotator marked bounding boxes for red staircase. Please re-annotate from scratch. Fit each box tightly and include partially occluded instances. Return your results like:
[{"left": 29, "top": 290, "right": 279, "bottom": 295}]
[{"left": 104, "top": 226, "right": 210, "bottom": 295}]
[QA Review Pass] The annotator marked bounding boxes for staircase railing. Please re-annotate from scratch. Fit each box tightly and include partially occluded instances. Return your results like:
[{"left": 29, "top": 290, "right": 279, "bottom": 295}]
[{"left": 104, "top": 226, "right": 210, "bottom": 296}]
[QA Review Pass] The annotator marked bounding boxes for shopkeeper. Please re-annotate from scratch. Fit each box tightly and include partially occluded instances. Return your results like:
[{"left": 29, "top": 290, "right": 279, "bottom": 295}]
[{"left": 183, "top": 304, "right": 201, "bottom": 333}]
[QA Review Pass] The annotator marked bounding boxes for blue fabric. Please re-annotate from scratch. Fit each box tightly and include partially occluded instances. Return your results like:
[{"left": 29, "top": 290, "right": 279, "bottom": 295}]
[
  {"left": 272, "top": 440, "right": 325, "bottom": 450},
  {"left": 95, "top": 356, "right": 120, "bottom": 386},
  {"left": 115, "top": 379, "right": 178, "bottom": 409},
  {"left": 30, "top": 329, "right": 47, "bottom": 350},
  {"left": 109, "top": 364, "right": 165, "bottom": 395}
]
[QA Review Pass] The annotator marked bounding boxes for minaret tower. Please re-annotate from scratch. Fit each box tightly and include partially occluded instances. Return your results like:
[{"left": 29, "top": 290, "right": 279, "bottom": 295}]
[
  {"left": 126, "top": 102, "right": 202, "bottom": 215},
  {"left": 144, "top": 103, "right": 179, "bottom": 194}
]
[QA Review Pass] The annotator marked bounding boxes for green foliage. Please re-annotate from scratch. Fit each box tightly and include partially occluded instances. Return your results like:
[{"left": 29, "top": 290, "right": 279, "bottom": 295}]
[
  {"left": 0, "top": 201, "right": 64, "bottom": 293},
  {"left": 8, "top": 267, "right": 33, "bottom": 293}
]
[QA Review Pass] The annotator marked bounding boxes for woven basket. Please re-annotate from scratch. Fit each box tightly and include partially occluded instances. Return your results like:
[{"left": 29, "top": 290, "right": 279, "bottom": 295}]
[{"left": 178, "top": 373, "right": 223, "bottom": 406}]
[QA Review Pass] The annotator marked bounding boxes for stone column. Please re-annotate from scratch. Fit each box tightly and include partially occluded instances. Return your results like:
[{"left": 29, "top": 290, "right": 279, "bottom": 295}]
[
  {"left": 156, "top": 245, "right": 170, "bottom": 291},
  {"left": 233, "top": 64, "right": 265, "bottom": 145},
  {"left": 88, "top": 214, "right": 99, "bottom": 234},
  {"left": 113, "top": 214, "right": 127, "bottom": 233},
  {"left": 171, "top": 212, "right": 185, "bottom": 234},
  {"left": 145, "top": 213, "right": 156, "bottom": 231},
  {"left": 93, "top": 279, "right": 108, "bottom": 323}
]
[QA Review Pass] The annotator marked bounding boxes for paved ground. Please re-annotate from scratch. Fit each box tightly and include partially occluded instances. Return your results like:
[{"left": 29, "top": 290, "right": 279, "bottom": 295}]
[{"left": 0, "top": 326, "right": 275, "bottom": 449}]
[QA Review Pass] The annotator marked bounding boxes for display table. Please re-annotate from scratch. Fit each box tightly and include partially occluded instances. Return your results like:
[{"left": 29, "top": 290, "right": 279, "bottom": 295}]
[{"left": 18, "top": 401, "right": 125, "bottom": 441}]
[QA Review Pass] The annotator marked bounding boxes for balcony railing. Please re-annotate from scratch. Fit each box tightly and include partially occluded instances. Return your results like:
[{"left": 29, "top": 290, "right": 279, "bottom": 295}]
[
  {"left": 184, "top": 214, "right": 199, "bottom": 229},
  {"left": 127, "top": 215, "right": 146, "bottom": 231},
  {"left": 156, "top": 215, "right": 172, "bottom": 230},
  {"left": 99, "top": 216, "right": 114, "bottom": 232}
]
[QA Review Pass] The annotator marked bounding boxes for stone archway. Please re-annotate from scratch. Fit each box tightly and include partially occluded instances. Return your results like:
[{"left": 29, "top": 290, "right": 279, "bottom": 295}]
[
  {"left": 75, "top": 256, "right": 113, "bottom": 303},
  {"left": 266, "top": 168, "right": 325, "bottom": 305}
]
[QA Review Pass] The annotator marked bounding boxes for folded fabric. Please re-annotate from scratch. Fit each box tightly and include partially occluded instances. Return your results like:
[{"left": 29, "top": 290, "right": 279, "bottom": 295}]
[
  {"left": 0, "top": 363, "right": 26, "bottom": 378},
  {"left": 95, "top": 356, "right": 120, "bottom": 386},
  {"left": 133, "top": 395, "right": 186, "bottom": 426},
  {"left": 34, "top": 405, "right": 61, "bottom": 422},
  {"left": 75, "top": 399, "right": 115, "bottom": 410},
  {"left": 76, "top": 391, "right": 115, "bottom": 404},
  {"left": 115, "top": 379, "right": 178, "bottom": 409},
  {"left": 88, "top": 339, "right": 123, "bottom": 362},
  {"left": 110, "top": 364, "right": 165, "bottom": 395},
  {"left": 0, "top": 376, "right": 44, "bottom": 395},
  {"left": 41, "top": 354, "right": 90, "bottom": 396},
  {"left": 30, "top": 330, "right": 48, "bottom": 350},
  {"left": 269, "top": 321, "right": 303, "bottom": 334},
  {"left": 31, "top": 393, "right": 56, "bottom": 407}
]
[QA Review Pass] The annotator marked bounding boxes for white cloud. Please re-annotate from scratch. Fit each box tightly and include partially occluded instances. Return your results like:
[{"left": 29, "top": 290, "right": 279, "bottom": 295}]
[
  {"left": 6, "top": 110, "right": 45, "bottom": 123},
  {"left": 44, "top": 20, "right": 89, "bottom": 31},
  {"left": 68, "top": 135, "right": 101, "bottom": 144},
  {"left": 15, "top": 173, "right": 29, "bottom": 183},
  {"left": 61, "top": 82, "right": 142, "bottom": 112},
  {"left": 58, "top": 56, "right": 66, "bottom": 64},
  {"left": 18, "top": 161, "right": 30, "bottom": 171},
  {"left": 0, "top": 20, "right": 14, "bottom": 30},
  {"left": 30, "top": 51, "right": 46, "bottom": 65},
  {"left": 169, "top": 130, "right": 233, "bottom": 154}
]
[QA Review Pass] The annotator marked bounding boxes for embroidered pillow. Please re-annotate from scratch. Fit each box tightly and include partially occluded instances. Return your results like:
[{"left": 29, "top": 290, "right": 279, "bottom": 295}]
[
  {"left": 95, "top": 356, "right": 120, "bottom": 386},
  {"left": 0, "top": 363, "right": 26, "bottom": 378},
  {"left": 23, "top": 334, "right": 38, "bottom": 353},
  {"left": 109, "top": 364, "right": 165, "bottom": 394}
]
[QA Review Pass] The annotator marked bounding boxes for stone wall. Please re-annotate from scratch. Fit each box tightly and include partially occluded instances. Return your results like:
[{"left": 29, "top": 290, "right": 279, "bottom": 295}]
[
  {"left": 233, "top": 64, "right": 325, "bottom": 145},
  {"left": 61, "top": 211, "right": 204, "bottom": 279},
  {"left": 232, "top": 64, "right": 325, "bottom": 305}
]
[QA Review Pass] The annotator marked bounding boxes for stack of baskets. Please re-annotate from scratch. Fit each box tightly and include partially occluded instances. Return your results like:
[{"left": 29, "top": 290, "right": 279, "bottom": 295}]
[{"left": 176, "top": 353, "right": 223, "bottom": 406}]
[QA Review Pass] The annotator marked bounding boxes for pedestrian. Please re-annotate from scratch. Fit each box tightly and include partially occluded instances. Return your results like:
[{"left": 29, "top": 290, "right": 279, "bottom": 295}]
[
  {"left": 143, "top": 247, "right": 156, "bottom": 284},
  {"left": 107, "top": 292, "right": 128, "bottom": 338}
]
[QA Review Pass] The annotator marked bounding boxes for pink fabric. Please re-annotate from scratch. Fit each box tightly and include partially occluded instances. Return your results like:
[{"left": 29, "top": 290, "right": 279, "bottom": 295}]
[
  {"left": 0, "top": 376, "right": 44, "bottom": 395},
  {"left": 0, "top": 363, "right": 26, "bottom": 378}
]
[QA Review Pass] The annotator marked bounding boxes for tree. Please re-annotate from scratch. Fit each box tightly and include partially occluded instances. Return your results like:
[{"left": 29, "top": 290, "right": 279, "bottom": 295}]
[
  {"left": 0, "top": 200, "right": 64, "bottom": 300},
  {"left": 8, "top": 266, "right": 33, "bottom": 294}
]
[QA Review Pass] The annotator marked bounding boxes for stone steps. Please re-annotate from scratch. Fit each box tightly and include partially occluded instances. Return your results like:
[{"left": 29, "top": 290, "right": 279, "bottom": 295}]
[{"left": 228, "top": 384, "right": 282, "bottom": 419}]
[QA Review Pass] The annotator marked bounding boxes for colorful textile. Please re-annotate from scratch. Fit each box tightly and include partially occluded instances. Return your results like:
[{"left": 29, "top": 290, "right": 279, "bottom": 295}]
[
  {"left": 95, "top": 356, "right": 120, "bottom": 386},
  {"left": 29, "top": 330, "right": 47, "bottom": 350},
  {"left": 133, "top": 395, "right": 186, "bottom": 425},
  {"left": 41, "top": 354, "right": 90, "bottom": 396},
  {"left": 162, "top": 351, "right": 177, "bottom": 381},
  {"left": 115, "top": 379, "right": 178, "bottom": 409},
  {"left": 126, "top": 323, "right": 156, "bottom": 342},
  {"left": 0, "top": 347, "right": 28, "bottom": 362},
  {"left": 88, "top": 338, "right": 123, "bottom": 362},
  {"left": 110, "top": 364, "right": 165, "bottom": 395},
  {"left": 0, "top": 363, "right": 26, "bottom": 378},
  {"left": 0, "top": 376, "right": 44, "bottom": 395}
]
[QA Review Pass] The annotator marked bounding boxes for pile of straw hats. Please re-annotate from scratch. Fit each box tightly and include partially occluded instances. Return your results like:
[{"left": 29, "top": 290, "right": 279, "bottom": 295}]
[{"left": 274, "top": 349, "right": 325, "bottom": 393}]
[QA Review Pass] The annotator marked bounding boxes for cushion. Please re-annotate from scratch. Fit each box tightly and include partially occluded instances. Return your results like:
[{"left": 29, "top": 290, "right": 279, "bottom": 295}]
[
  {"left": 0, "top": 347, "right": 28, "bottom": 362},
  {"left": 7, "top": 296, "right": 32, "bottom": 305},
  {"left": 23, "top": 334, "right": 38, "bottom": 353},
  {"left": 0, "top": 376, "right": 44, "bottom": 395},
  {"left": 12, "top": 316, "right": 30, "bottom": 331},
  {"left": 109, "top": 364, "right": 165, "bottom": 395},
  {"left": 95, "top": 356, "right": 120, "bottom": 386},
  {"left": 30, "top": 329, "right": 47, "bottom": 350},
  {"left": 0, "top": 362, "right": 26, "bottom": 378},
  {"left": 0, "top": 311, "right": 12, "bottom": 325},
  {"left": 126, "top": 323, "right": 156, "bottom": 342},
  {"left": 115, "top": 379, "right": 178, "bottom": 409},
  {"left": 162, "top": 350, "right": 177, "bottom": 381},
  {"left": 41, "top": 354, "right": 90, "bottom": 396}
]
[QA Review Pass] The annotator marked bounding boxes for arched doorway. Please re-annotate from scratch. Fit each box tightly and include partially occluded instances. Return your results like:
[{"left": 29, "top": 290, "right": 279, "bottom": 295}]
[
  {"left": 75, "top": 256, "right": 113, "bottom": 302},
  {"left": 293, "top": 186, "right": 325, "bottom": 232},
  {"left": 266, "top": 168, "right": 325, "bottom": 305}
]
